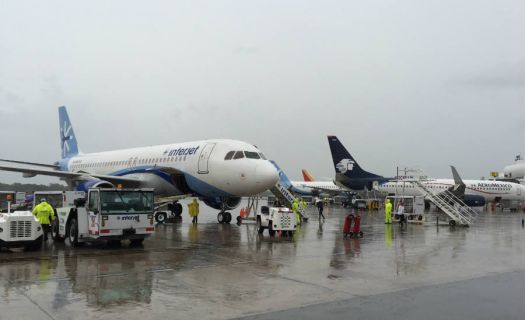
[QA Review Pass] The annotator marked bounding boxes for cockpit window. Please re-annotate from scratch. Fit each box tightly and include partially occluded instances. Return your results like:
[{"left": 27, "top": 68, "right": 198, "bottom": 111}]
[
  {"left": 224, "top": 151, "right": 235, "bottom": 160},
  {"left": 233, "top": 151, "right": 245, "bottom": 159},
  {"left": 244, "top": 151, "right": 260, "bottom": 159},
  {"left": 259, "top": 153, "right": 267, "bottom": 160}
]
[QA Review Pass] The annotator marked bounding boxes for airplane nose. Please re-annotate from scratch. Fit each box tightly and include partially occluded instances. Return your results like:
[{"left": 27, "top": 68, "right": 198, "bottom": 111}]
[{"left": 255, "top": 161, "right": 279, "bottom": 191}]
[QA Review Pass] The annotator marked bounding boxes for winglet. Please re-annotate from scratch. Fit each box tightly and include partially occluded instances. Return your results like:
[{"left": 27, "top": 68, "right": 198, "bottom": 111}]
[
  {"left": 58, "top": 106, "right": 79, "bottom": 159},
  {"left": 302, "top": 169, "right": 315, "bottom": 182}
]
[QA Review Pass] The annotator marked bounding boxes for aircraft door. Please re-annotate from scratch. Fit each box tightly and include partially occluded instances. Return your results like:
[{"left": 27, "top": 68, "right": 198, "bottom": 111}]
[{"left": 198, "top": 143, "right": 216, "bottom": 174}]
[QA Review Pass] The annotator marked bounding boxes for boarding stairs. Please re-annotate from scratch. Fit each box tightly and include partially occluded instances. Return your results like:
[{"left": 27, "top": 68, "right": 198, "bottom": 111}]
[
  {"left": 269, "top": 182, "right": 308, "bottom": 221},
  {"left": 407, "top": 180, "right": 478, "bottom": 226}
]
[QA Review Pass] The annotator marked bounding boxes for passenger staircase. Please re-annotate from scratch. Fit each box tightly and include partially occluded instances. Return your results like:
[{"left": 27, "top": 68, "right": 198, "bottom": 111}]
[
  {"left": 408, "top": 180, "right": 478, "bottom": 226},
  {"left": 269, "top": 182, "right": 309, "bottom": 221}
]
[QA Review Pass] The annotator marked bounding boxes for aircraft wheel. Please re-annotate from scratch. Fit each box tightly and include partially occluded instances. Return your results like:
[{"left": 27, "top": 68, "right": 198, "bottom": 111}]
[
  {"left": 217, "top": 212, "right": 225, "bottom": 224},
  {"left": 155, "top": 212, "right": 167, "bottom": 223},
  {"left": 224, "top": 212, "right": 232, "bottom": 224}
]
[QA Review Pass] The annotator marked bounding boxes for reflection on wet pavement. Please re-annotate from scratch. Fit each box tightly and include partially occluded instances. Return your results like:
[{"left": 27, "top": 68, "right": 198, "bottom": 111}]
[{"left": 1, "top": 200, "right": 525, "bottom": 319}]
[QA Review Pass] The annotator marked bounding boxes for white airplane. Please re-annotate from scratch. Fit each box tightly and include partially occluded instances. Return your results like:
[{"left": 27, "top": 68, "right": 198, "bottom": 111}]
[
  {"left": 0, "top": 106, "right": 279, "bottom": 223},
  {"left": 329, "top": 136, "right": 525, "bottom": 206},
  {"left": 270, "top": 162, "right": 348, "bottom": 196},
  {"left": 503, "top": 155, "right": 525, "bottom": 180},
  {"left": 377, "top": 167, "right": 525, "bottom": 205}
]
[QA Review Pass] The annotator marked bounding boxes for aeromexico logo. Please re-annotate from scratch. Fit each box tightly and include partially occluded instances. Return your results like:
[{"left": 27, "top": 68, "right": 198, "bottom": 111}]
[
  {"left": 336, "top": 159, "right": 355, "bottom": 174},
  {"left": 164, "top": 146, "right": 200, "bottom": 157}
]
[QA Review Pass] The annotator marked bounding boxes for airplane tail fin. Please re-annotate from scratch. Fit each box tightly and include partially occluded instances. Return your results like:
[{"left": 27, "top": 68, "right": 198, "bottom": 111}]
[
  {"left": 58, "top": 106, "right": 79, "bottom": 159},
  {"left": 451, "top": 165, "right": 464, "bottom": 185},
  {"left": 327, "top": 135, "right": 381, "bottom": 179},
  {"left": 302, "top": 169, "right": 315, "bottom": 182},
  {"left": 269, "top": 160, "right": 293, "bottom": 189}
]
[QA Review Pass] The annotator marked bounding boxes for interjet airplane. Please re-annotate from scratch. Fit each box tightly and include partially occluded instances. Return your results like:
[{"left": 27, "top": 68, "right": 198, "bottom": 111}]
[{"left": 0, "top": 107, "right": 278, "bottom": 223}]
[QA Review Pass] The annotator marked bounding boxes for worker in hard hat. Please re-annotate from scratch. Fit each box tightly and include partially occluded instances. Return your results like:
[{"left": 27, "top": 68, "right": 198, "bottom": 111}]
[
  {"left": 188, "top": 198, "right": 200, "bottom": 223},
  {"left": 385, "top": 199, "right": 392, "bottom": 224},
  {"left": 32, "top": 197, "right": 55, "bottom": 241},
  {"left": 292, "top": 198, "right": 301, "bottom": 225}
]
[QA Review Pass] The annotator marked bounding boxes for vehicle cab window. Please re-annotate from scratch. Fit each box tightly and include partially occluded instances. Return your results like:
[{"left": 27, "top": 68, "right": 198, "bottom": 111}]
[
  {"left": 88, "top": 191, "right": 100, "bottom": 213},
  {"left": 233, "top": 151, "right": 245, "bottom": 160},
  {"left": 224, "top": 151, "right": 235, "bottom": 160}
]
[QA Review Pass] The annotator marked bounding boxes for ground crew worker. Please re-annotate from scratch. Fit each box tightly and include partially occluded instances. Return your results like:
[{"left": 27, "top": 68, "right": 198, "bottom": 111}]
[
  {"left": 316, "top": 198, "right": 326, "bottom": 221},
  {"left": 397, "top": 201, "right": 406, "bottom": 226},
  {"left": 292, "top": 198, "right": 301, "bottom": 225},
  {"left": 300, "top": 198, "right": 308, "bottom": 220},
  {"left": 385, "top": 199, "right": 392, "bottom": 224},
  {"left": 187, "top": 199, "right": 200, "bottom": 223},
  {"left": 32, "top": 198, "right": 55, "bottom": 241}
]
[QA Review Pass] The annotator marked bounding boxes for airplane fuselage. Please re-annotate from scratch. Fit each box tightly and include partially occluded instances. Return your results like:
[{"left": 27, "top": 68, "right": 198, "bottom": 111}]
[
  {"left": 60, "top": 139, "right": 278, "bottom": 198},
  {"left": 378, "top": 179, "right": 525, "bottom": 202}
]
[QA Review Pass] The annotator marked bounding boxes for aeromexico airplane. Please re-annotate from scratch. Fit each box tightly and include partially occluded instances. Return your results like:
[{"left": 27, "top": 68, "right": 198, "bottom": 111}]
[
  {"left": 327, "top": 135, "right": 525, "bottom": 206},
  {"left": 0, "top": 107, "right": 279, "bottom": 223}
]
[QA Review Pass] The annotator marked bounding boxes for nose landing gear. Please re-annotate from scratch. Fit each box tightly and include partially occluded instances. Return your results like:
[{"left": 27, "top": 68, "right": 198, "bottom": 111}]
[{"left": 217, "top": 211, "right": 232, "bottom": 224}]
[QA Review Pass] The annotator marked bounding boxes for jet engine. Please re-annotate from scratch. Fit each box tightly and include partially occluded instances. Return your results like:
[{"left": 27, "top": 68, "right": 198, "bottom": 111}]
[{"left": 203, "top": 197, "right": 242, "bottom": 210}]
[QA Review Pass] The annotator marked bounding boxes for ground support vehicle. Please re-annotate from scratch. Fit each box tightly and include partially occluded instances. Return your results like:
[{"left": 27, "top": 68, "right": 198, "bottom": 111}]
[
  {"left": 257, "top": 206, "right": 297, "bottom": 237},
  {"left": 54, "top": 188, "right": 155, "bottom": 247},
  {"left": 0, "top": 199, "right": 43, "bottom": 251}
]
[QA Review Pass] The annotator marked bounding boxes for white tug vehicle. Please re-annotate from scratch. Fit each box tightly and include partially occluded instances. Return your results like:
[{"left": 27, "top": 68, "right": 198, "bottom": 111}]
[{"left": 0, "top": 194, "right": 43, "bottom": 251}]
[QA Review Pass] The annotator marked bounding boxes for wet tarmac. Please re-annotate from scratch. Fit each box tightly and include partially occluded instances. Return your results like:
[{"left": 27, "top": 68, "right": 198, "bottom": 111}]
[{"left": 1, "top": 200, "right": 525, "bottom": 320}]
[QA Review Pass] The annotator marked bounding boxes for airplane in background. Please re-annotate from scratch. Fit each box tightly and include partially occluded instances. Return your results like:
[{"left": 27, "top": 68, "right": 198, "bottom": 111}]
[
  {"left": 327, "top": 135, "right": 392, "bottom": 191},
  {"left": 327, "top": 135, "right": 525, "bottom": 206},
  {"left": 503, "top": 154, "right": 525, "bottom": 180},
  {"left": 0, "top": 106, "right": 279, "bottom": 223},
  {"left": 270, "top": 161, "right": 348, "bottom": 196}
]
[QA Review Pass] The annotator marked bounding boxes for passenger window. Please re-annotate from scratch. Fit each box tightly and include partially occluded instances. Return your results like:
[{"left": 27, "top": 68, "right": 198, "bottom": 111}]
[
  {"left": 224, "top": 151, "right": 235, "bottom": 160},
  {"left": 233, "top": 151, "right": 245, "bottom": 160},
  {"left": 244, "top": 151, "right": 261, "bottom": 159}
]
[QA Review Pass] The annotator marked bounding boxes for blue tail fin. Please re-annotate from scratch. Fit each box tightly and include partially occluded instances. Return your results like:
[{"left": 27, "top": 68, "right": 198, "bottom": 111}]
[
  {"left": 327, "top": 135, "right": 381, "bottom": 179},
  {"left": 269, "top": 160, "right": 293, "bottom": 189},
  {"left": 59, "top": 106, "right": 79, "bottom": 159}
]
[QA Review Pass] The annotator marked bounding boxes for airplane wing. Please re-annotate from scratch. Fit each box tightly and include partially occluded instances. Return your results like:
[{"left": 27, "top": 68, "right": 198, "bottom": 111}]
[{"left": 0, "top": 160, "right": 142, "bottom": 186}]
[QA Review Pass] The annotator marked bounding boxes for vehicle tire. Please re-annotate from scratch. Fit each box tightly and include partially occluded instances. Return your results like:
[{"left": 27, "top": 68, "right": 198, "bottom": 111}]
[
  {"left": 130, "top": 238, "right": 144, "bottom": 246},
  {"left": 25, "top": 236, "right": 43, "bottom": 251},
  {"left": 257, "top": 218, "right": 264, "bottom": 234},
  {"left": 449, "top": 220, "right": 457, "bottom": 227},
  {"left": 217, "top": 212, "right": 225, "bottom": 224},
  {"left": 359, "top": 231, "right": 363, "bottom": 238},
  {"left": 51, "top": 219, "right": 64, "bottom": 242},
  {"left": 224, "top": 212, "right": 232, "bottom": 224},
  {"left": 173, "top": 203, "right": 183, "bottom": 217},
  {"left": 155, "top": 212, "right": 167, "bottom": 223},
  {"left": 107, "top": 240, "right": 121, "bottom": 247},
  {"left": 68, "top": 218, "right": 79, "bottom": 247},
  {"left": 268, "top": 221, "right": 276, "bottom": 237},
  {"left": 236, "top": 216, "right": 242, "bottom": 225}
]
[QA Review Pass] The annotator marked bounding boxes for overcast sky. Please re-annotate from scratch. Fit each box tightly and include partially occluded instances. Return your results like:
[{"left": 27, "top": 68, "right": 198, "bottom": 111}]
[{"left": 1, "top": 0, "right": 524, "bottom": 184}]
